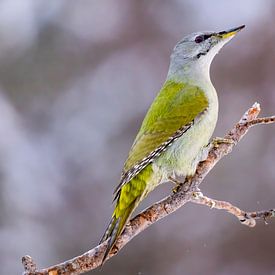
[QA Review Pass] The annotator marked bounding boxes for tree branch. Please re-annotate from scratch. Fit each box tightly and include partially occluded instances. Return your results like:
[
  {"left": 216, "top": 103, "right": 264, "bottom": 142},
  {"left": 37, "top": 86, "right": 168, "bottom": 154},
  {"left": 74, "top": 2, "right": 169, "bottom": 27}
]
[
  {"left": 190, "top": 192, "right": 275, "bottom": 227},
  {"left": 22, "top": 102, "right": 275, "bottom": 275}
]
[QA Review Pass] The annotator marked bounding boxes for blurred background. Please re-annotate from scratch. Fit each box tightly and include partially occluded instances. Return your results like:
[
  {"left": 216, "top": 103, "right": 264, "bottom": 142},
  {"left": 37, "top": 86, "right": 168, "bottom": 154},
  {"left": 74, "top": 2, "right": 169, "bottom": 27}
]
[{"left": 0, "top": 0, "right": 275, "bottom": 274}]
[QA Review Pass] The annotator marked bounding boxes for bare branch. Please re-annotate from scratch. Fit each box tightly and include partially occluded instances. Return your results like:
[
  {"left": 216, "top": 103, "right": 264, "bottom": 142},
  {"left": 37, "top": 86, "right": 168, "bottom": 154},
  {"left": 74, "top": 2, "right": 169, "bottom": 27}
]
[
  {"left": 22, "top": 103, "right": 275, "bottom": 275},
  {"left": 246, "top": 115, "right": 275, "bottom": 126},
  {"left": 190, "top": 192, "right": 275, "bottom": 227}
]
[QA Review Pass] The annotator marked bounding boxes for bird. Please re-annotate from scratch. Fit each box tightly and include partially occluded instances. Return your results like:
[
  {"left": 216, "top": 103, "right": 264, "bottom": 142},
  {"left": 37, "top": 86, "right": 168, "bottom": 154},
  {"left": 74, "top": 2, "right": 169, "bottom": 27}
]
[{"left": 99, "top": 25, "right": 245, "bottom": 263}]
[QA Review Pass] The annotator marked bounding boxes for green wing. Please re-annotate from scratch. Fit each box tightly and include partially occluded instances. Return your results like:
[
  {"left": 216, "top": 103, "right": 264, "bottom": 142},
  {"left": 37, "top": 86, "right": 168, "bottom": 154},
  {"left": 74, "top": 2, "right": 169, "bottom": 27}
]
[
  {"left": 124, "top": 80, "right": 209, "bottom": 170},
  {"left": 116, "top": 80, "right": 209, "bottom": 194}
]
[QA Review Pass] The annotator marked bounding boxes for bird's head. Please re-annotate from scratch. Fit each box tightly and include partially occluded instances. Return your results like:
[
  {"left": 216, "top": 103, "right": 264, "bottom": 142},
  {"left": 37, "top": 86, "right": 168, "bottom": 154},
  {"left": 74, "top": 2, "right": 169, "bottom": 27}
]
[{"left": 170, "top": 25, "right": 245, "bottom": 72}]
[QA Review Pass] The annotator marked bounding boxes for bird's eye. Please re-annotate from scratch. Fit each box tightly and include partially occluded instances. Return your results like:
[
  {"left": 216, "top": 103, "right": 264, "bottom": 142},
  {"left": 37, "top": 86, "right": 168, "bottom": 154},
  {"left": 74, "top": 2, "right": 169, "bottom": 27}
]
[
  {"left": 195, "top": 35, "right": 204, "bottom": 43},
  {"left": 195, "top": 34, "right": 211, "bottom": 43}
]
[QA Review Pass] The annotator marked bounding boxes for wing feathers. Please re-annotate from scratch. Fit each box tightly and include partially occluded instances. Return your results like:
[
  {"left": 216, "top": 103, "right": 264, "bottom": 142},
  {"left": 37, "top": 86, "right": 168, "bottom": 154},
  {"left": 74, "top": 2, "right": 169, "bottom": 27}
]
[
  {"left": 113, "top": 121, "right": 194, "bottom": 198},
  {"left": 114, "top": 81, "right": 209, "bottom": 198}
]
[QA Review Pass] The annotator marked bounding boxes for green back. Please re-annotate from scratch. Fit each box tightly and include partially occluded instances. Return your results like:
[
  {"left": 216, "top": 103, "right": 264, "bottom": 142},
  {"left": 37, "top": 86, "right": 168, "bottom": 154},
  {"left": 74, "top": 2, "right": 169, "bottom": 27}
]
[{"left": 123, "top": 80, "right": 209, "bottom": 172}]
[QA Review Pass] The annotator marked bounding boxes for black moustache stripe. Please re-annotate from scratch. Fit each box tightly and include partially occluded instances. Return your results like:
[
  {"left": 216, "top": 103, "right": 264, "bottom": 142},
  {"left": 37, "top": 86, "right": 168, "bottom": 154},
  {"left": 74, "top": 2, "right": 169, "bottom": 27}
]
[{"left": 196, "top": 47, "right": 210, "bottom": 59}]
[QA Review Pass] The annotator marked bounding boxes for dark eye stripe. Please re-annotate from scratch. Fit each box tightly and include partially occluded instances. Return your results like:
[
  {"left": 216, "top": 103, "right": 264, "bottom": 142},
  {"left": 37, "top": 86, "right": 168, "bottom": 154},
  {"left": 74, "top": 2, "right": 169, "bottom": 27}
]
[
  {"left": 195, "top": 34, "right": 212, "bottom": 43},
  {"left": 203, "top": 34, "right": 212, "bottom": 40}
]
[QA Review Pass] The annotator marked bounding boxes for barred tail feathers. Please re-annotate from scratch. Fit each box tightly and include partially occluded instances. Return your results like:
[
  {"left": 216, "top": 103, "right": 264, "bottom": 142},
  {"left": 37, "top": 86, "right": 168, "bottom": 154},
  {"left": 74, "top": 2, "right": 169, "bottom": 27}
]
[
  {"left": 100, "top": 165, "right": 153, "bottom": 264},
  {"left": 100, "top": 199, "right": 138, "bottom": 264}
]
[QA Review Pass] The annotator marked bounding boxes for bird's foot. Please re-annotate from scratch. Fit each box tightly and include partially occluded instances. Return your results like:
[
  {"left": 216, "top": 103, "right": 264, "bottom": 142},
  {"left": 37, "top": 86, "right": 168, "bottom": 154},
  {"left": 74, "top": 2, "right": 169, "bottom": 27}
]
[
  {"left": 172, "top": 186, "right": 180, "bottom": 194},
  {"left": 212, "top": 137, "right": 235, "bottom": 148},
  {"left": 168, "top": 176, "right": 184, "bottom": 194}
]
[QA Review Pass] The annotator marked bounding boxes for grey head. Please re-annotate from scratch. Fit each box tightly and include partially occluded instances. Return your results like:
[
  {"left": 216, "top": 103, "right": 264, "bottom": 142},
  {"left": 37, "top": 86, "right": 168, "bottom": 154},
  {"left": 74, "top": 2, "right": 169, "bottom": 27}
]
[{"left": 169, "top": 25, "right": 245, "bottom": 79}]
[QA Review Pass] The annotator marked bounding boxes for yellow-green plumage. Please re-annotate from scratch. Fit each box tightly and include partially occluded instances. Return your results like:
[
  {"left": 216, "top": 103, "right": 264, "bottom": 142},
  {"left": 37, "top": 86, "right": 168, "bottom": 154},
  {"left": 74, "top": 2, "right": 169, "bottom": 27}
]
[
  {"left": 100, "top": 80, "right": 211, "bottom": 262},
  {"left": 124, "top": 81, "right": 208, "bottom": 172},
  {"left": 100, "top": 25, "right": 243, "bottom": 263},
  {"left": 100, "top": 165, "right": 153, "bottom": 262}
]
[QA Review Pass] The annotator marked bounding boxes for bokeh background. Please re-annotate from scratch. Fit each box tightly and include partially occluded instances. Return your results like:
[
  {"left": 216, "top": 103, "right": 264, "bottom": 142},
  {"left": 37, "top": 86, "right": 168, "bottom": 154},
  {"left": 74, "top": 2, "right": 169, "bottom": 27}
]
[{"left": 0, "top": 1, "right": 275, "bottom": 274}]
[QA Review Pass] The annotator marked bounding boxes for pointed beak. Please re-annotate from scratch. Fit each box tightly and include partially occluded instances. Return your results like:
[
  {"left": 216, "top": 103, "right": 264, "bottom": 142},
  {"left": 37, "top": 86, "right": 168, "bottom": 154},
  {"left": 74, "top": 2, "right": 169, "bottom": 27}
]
[{"left": 216, "top": 25, "right": 245, "bottom": 39}]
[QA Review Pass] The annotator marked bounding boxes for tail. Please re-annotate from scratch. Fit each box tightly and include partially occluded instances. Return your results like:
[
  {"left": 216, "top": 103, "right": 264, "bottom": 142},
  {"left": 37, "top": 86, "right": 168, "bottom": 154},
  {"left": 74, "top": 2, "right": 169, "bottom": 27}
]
[
  {"left": 99, "top": 199, "right": 137, "bottom": 264},
  {"left": 99, "top": 164, "right": 152, "bottom": 264}
]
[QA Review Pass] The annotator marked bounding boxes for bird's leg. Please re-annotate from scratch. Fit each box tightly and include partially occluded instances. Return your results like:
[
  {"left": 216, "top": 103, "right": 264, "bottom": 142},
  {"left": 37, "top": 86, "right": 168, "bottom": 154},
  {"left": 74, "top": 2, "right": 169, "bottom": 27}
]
[
  {"left": 168, "top": 176, "right": 184, "bottom": 193},
  {"left": 168, "top": 176, "right": 182, "bottom": 193},
  {"left": 169, "top": 175, "right": 193, "bottom": 193},
  {"left": 211, "top": 137, "right": 235, "bottom": 148}
]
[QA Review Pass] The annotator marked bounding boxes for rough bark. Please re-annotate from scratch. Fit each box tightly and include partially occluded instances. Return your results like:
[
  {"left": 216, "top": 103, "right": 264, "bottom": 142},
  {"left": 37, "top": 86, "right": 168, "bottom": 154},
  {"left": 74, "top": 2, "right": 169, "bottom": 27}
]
[{"left": 22, "top": 103, "right": 275, "bottom": 275}]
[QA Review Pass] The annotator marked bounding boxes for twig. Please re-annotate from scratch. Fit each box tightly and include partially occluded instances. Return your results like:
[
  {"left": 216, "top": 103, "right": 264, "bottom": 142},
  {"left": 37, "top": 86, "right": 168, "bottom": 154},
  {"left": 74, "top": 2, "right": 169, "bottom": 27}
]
[
  {"left": 22, "top": 102, "right": 275, "bottom": 275},
  {"left": 245, "top": 116, "right": 275, "bottom": 127},
  {"left": 190, "top": 192, "right": 275, "bottom": 227}
]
